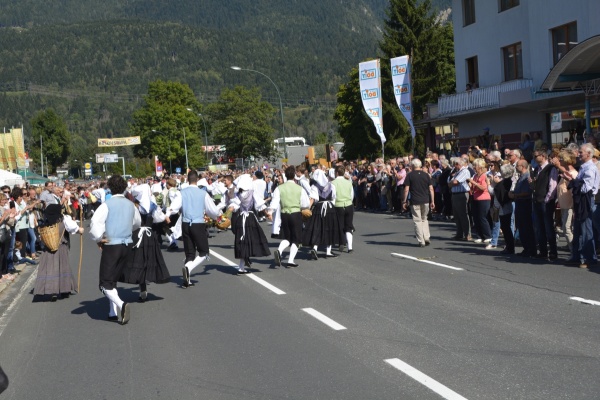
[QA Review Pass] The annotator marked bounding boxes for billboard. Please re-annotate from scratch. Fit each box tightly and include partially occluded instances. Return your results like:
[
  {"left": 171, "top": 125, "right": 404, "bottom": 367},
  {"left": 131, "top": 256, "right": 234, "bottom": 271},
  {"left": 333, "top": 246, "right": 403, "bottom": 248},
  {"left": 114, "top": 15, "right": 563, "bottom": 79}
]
[
  {"left": 0, "top": 128, "right": 26, "bottom": 171},
  {"left": 98, "top": 136, "right": 141, "bottom": 147}
]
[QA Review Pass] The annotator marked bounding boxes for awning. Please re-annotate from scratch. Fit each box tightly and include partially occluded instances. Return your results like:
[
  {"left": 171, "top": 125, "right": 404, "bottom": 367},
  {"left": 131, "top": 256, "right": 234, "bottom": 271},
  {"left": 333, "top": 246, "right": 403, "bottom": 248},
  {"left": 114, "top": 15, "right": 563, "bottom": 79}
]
[{"left": 541, "top": 35, "right": 600, "bottom": 92}]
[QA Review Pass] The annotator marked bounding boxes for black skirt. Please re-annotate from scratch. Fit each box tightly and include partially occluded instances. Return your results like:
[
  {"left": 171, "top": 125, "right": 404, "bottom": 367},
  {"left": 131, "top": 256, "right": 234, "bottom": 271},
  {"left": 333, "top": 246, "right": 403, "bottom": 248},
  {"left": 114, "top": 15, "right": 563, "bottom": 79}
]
[
  {"left": 302, "top": 201, "right": 346, "bottom": 247},
  {"left": 120, "top": 227, "right": 171, "bottom": 285},
  {"left": 232, "top": 211, "right": 271, "bottom": 259}
]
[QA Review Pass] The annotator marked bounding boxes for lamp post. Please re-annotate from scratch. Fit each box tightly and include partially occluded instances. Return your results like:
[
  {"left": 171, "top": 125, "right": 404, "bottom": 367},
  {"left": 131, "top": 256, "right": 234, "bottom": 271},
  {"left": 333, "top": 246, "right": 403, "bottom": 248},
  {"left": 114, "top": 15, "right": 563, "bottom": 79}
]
[
  {"left": 230, "top": 66, "right": 287, "bottom": 159},
  {"left": 152, "top": 129, "right": 172, "bottom": 174},
  {"left": 182, "top": 127, "right": 189, "bottom": 172},
  {"left": 186, "top": 108, "right": 209, "bottom": 163},
  {"left": 117, "top": 157, "right": 126, "bottom": 176}
]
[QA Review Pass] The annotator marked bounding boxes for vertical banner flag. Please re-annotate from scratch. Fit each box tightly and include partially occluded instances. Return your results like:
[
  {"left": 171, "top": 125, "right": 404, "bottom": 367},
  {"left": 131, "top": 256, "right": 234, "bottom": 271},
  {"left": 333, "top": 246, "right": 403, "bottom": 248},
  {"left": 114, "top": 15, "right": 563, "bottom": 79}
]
[
  {"left": 359, "top": 59, "right": 386, "bottom": 144},
  {"left": 391, "top": 56, "right": 416, "bottom": 138}
]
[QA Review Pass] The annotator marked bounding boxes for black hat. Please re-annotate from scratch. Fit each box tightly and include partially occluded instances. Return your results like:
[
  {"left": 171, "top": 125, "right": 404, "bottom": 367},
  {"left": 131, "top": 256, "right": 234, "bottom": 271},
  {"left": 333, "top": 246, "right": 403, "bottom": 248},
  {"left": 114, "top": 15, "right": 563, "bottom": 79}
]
[
  {"left": 254, "top": 170, "right": 264, "bottom": 180},
  {"left": 43, "top": 204, "right": 63, "bottom": 226}
]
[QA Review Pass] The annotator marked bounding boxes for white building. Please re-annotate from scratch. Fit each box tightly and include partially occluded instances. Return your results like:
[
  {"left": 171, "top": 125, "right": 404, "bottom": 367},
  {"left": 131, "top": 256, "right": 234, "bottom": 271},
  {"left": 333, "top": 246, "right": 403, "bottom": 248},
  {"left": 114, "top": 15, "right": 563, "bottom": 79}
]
[{"left": 425, "top": 0, "right": 600, "bottom": 154}]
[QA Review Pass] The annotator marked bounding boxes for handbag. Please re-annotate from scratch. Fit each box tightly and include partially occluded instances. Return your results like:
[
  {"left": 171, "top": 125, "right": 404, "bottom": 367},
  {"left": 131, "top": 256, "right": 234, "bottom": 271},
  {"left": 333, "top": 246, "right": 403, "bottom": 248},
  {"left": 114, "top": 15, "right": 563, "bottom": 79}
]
[
  {"left": 489, "top": 206, "right": 500, "bottom": 223},
  {"left": 0, "top": 226, "right": 8, "bottom": 243}
]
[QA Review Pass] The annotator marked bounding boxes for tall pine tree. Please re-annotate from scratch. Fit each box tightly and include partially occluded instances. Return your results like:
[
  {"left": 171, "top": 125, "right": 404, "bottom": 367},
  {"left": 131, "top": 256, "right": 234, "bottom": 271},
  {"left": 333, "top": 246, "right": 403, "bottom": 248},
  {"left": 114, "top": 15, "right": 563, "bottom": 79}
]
[{"left": 335, "top": 0, "right": 455, "bottom": 159}]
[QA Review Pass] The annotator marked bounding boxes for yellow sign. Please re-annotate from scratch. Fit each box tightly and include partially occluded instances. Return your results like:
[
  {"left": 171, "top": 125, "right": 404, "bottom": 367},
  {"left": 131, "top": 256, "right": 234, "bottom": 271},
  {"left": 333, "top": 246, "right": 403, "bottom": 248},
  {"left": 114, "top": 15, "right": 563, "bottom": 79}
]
[
  {"left": 0, "top": 128, "right": 26, "bottom": 170},
  {"left": 84, "top": 163, "right": 91, "bottom": 169},
  {"left": 98, "top": 136, "right": 141, "bottom": 147}
]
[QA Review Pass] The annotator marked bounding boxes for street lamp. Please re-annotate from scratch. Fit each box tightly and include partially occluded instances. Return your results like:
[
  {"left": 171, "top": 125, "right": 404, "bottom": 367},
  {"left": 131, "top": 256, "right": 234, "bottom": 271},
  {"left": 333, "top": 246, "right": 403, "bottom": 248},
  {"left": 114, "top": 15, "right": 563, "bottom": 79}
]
[
  {"left": 230, "top": 66, "right": 287, "bottom": 160},
  {"left": 186, "top": 108, "right": 209, "bottom": 163},
  {"left": 152, "top": 129, "right": 172, "bottom": 174}
]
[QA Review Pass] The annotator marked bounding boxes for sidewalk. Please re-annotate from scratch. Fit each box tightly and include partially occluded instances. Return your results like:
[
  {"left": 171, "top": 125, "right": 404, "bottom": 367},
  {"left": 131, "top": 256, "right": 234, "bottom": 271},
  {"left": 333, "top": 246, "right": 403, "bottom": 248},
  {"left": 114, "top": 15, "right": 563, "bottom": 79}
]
[{"left": 0, "top": 262, "right": 37, "bottom": 300}]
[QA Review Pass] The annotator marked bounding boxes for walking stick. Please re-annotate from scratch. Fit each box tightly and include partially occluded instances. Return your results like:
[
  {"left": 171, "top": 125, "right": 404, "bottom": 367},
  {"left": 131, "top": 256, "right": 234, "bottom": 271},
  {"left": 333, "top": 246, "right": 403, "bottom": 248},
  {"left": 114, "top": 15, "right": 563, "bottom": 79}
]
[{"left": 77, "top": 207, "right": 83, "bottom": 293}]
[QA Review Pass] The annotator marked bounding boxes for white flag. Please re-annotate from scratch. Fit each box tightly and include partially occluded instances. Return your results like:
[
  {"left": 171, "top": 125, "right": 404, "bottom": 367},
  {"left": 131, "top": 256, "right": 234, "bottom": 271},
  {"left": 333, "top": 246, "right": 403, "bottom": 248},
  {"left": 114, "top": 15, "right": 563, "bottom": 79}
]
[
  {"left": 391, "top": 56, "right": 416, "bottom": 138},
  {"left": 359, "top": 60, "right": 386, "bottom": 144}
]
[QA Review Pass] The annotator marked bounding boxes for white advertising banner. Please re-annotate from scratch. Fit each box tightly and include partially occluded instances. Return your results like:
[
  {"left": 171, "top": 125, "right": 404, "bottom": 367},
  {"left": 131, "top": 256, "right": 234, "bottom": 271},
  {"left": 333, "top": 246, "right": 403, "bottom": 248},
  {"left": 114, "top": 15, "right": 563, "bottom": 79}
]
[
  {"left": 358, "top": 59, "right": 386, "bottom": 144},
  {"left": 391, "top": 55, "right": 416, "bottom": 138}
]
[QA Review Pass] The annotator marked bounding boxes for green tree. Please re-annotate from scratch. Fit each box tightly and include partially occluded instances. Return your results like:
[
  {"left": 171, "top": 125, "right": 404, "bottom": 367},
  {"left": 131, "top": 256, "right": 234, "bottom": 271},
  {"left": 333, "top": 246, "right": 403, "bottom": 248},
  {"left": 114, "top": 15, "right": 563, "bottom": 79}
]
[
  {"left": 30, "top": 109, "right": 71, "bottom": 174},
  {"left": 335, "top": 0, "right": 455, "bottom": 159},
  {"left": 206, "top": 86, "right": 279, "bottom": 162},
  {"left": 130, "top": 80, "right": 204, "bottom": 173},
  {"left": 379, "top": 0, "right": 455, "bottom": 156}
]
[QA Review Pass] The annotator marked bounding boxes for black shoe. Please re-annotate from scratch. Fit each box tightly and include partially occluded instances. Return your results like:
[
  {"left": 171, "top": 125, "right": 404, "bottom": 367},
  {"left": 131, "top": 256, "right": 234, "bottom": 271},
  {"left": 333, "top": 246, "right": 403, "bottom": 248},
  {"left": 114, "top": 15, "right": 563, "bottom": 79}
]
[
  {"left": 271, "top": 233, "right": 281, "bottom": 239},
  {"left": 535, "top": 253, "right": 548, "bottom": 259},
  {"left": 245, "top": 258, "right": 253, "bottom": 267},
  {"left": 419, "top": 243, "right": 426, "bottom": 248},
  {"left": 107, "top": 315, "right": 119, "bottom": 322},
  {"left": 50, "top": 295, "right": 57, "bottom": 302},
  {"left": 120, "top": 303, "right": 130, "bottom": 325},
  {"left": 548, "top": 253, "right": 558, "bottom": 261},
  {"left": 500, "top": 248, "right": 515, "bottom": 255},
  {"left": 425, "top": 240, "right": 431, "bottom": 246},
  {"left": 182, "top": 266, "right": 190, "bottom": 288},
  {"left": 288, "top": 262, "right": 299, "bottom": 267},
  {"left": 167, "top": 243, "right": 178, "bottom": 252},
  {"left": 310, "top": 249, "right": 318, "bottom": 260},
  {"left": 138, "top": 291, "right": 147, "bottom": 303},
  {"left": 274, "top": 250, "right": 282, "bottom": 267},
  {"left": 348, "top": 249, "right": 353, "bottom": 254},
  {"left": 326, "top": 253, "right": 338, "bottom": 258}
]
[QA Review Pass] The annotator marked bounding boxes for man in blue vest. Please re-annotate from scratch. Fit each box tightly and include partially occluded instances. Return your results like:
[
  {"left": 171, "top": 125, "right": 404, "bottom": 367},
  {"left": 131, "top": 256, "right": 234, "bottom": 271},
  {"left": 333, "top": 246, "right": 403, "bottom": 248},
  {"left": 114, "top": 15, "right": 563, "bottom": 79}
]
[
  {"left": 171, "top": 170, "right": 222, "bottom": 288},
  {"left": 90, "top": 175, "right": 141, "bottom": 325}
]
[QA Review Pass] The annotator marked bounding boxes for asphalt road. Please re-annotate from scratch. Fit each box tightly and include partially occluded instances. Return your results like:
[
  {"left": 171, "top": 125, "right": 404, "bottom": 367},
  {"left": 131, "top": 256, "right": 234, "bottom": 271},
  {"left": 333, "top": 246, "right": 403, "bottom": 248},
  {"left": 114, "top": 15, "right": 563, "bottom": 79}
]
[{"left": 1, "top": 211, "right": 599, "bottom": 399}]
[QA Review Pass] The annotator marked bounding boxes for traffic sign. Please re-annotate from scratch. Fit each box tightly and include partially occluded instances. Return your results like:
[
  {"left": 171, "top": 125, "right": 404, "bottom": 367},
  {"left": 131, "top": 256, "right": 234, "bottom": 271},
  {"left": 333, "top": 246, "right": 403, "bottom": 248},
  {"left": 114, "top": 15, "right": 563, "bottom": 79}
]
[{"left": 175, "top": 167, "right": 182, "bottom": 173}]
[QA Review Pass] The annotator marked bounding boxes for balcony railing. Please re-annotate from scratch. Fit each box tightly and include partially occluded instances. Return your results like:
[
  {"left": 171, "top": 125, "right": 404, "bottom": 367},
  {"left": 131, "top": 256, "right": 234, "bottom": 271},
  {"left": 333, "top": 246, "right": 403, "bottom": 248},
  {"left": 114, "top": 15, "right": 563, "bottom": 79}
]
[{"left": 437, "top": 79, "right": 533, "bottom": 116}]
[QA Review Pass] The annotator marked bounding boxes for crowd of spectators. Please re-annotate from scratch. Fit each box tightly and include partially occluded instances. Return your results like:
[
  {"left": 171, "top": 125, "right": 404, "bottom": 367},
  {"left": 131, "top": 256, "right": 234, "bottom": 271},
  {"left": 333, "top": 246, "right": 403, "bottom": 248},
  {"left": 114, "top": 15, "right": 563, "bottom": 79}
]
[{"left": 2, "top": 131, "right": 599, "bottom": 285}]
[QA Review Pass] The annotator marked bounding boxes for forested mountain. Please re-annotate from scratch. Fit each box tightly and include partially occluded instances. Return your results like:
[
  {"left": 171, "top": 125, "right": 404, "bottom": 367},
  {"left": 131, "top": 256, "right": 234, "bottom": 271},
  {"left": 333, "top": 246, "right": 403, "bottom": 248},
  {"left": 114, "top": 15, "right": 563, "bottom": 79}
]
[{"left": 0, "top": 0, "right": 451, "bottom": 169}]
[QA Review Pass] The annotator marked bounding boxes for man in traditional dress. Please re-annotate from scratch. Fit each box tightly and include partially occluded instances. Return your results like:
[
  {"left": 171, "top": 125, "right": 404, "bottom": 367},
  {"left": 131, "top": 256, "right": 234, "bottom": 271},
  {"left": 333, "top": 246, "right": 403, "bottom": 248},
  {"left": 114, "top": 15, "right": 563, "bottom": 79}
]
[
  {"left": 169, "top": 171, "right": 221, "bottom": 288},
  {"left": 331, "top": 165, "right": 355, "bottom": 253},
  {"left": 90, "top": 175, "right": 141, "bottom": 325},
  {"left": 267, "top": 166, "right": 310, "bottom": 267}
]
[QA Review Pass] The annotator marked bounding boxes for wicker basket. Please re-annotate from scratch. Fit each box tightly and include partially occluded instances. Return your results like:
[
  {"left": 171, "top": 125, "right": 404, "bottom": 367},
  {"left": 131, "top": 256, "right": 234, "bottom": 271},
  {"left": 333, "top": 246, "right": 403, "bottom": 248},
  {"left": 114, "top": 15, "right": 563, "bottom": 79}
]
[
  {"left": 216, "top": 217, "right": 231, "bottom": 230},
  {"left": 38, "top": 223, "right": 64, "bottom": 252},
  {"left": 301, "top": 208, "right": 313, "bottom": 221}
]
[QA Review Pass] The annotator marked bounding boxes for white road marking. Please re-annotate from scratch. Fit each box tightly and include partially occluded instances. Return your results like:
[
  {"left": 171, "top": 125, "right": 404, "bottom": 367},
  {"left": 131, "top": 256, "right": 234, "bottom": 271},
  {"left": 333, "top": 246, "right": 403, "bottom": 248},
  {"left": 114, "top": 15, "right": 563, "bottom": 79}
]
[
  {"left": 209, "top": 249, "right": 286, "bottom": 295},
  {"left": 302, "top": 308, "right": 347, "bottom": 330},
  {"left": 391, "top": 253, "right": 464, "bottom": 271},
  {"left": 569, "top": 296, "right": 600, "bottom": 306},
  {"left": 209, "top": 249, "right": 238, "bottom": 267},
  {"left": 0, "top": 271, "right": 37, "bottom": 338},
  {"left": 385, "top": 358, "right": 468, "bottom": 400},
  {"left": 246, "top": 274, "right": 286, "bottom": 295}
]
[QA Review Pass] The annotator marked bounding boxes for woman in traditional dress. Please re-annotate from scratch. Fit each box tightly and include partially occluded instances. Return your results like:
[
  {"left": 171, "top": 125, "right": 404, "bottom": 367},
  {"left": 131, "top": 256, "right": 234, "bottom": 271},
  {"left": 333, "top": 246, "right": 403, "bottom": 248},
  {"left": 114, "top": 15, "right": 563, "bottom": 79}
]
[
  {"left": 120, "top": 183, "right": 171, "bottom": 302},
  {"left": 33, "top": 204, "right": 83, "bottom": 301},
  {"left": 229, "top": 174, "right": 270, "bottom": 274},
  {"left": 303, "top": 168, "right": 346, "bottom": 259}
]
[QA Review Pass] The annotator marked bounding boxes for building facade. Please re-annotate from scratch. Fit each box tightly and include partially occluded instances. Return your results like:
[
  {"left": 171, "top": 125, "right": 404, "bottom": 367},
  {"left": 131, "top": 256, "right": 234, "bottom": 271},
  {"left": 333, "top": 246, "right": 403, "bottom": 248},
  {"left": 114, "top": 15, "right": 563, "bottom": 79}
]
[{"left": 426, "top": 0, "right": 600, "bottom": 154}]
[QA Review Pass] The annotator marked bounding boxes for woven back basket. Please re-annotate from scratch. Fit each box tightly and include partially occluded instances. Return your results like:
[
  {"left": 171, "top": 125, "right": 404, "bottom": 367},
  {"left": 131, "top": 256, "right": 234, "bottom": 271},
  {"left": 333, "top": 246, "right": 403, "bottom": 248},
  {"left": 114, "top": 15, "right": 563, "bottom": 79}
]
[{"left": 38, "top": 223, "right": 64, "bottom": 252}]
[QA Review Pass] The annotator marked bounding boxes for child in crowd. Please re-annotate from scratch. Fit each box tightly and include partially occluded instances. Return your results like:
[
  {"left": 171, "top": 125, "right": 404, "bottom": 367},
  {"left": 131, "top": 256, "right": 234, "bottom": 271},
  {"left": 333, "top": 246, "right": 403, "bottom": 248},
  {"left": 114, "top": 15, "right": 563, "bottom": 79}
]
[{"left": 14, "top": 241, "right": 38, "bottom": 265}]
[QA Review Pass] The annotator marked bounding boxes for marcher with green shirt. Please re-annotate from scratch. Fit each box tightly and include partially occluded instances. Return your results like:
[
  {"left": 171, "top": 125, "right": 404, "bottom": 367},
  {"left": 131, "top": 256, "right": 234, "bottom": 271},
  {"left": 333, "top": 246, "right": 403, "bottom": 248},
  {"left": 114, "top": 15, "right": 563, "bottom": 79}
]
[
  {"left": 331, "top": 165, "right": 355, "bottom": 253},
  {"left": 267, "top": 166, "right": 311, "bottom": 267}
]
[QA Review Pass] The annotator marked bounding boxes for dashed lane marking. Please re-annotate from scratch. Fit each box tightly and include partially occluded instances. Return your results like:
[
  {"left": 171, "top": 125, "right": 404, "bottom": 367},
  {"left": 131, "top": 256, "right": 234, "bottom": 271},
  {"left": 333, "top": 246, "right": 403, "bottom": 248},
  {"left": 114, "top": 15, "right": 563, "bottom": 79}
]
[
  {"left": 302, "top": 307, "right": 347, "bottom": 330},
  {"left": 569, "top": 296, "right": 600, "bottom": 306},
  {"left": 391, "top": 253, "right": 464, "bottom": 271},
  {"left": 385, "top": 358, "right": 468, "bottom": 400},
  {"left": 210, "top": 249, "right": 286, "bottom": 295}
]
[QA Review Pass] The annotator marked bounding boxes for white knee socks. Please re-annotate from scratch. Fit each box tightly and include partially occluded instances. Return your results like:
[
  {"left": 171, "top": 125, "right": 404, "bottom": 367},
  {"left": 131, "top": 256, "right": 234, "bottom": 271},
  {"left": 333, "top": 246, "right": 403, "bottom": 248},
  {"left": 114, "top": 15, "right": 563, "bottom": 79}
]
[
  {"left": 103, "top": 288, "right": 123, "bottom": 316},
  {"left": 186, "top": 255, "right": 206, "bottom": 274},
  {"left": 278, "top": 240, "right": 290, "bottom": 254},
  {"left": 346, "top": 232, "right": 353, "bottom": 251},
  {"left": 288, "top": 244, "right": 298, "bottom": 263}
]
